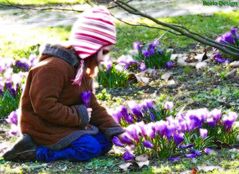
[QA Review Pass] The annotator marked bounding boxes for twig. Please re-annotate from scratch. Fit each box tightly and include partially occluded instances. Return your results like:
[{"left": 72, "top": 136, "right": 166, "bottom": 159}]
[{"left": 113, "top": 16, "right": 182, "bottom": 36}]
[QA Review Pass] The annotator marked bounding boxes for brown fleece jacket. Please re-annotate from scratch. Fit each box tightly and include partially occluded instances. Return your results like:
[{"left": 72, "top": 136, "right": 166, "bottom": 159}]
[{"left": 19, "top": 45, "right": 124, "bottom": 149}]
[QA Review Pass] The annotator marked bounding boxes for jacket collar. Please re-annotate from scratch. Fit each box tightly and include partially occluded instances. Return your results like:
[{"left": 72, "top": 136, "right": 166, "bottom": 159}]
[{"left": 41, "top": 44, "right": 79, "bottom": 68}]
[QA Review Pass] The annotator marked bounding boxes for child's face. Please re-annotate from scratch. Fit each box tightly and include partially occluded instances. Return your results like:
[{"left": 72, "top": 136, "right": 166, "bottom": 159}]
[{"left": 96, "top": 45, "right": 113, "bottom": 64}]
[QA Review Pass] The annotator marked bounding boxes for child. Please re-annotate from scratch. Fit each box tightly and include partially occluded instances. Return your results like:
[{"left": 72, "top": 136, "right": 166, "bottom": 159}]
[{"left": 3, "top": 6, "right": 124, "bottom": 162}]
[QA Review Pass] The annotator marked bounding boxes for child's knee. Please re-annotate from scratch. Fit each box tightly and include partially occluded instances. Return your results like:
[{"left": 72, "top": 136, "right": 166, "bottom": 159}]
[{"left": 72, "top": 135, "right": 102, "bottom": 156}]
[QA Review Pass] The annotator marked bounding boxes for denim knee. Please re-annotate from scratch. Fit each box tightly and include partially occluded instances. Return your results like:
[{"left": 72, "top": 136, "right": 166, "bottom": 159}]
[{"left": 71, "top": 134, "right": 102, "bottom": 158}]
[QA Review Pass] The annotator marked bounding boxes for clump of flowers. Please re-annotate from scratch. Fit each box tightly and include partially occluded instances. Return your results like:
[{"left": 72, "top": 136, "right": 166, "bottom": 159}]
[
  {"left": 214, "top": 27, "right": 239, "bottom": 63},
  {"left": 133, "top": 39, "right": 172, "bottom": 69},
  {"left": 5, "top": 109, "right": 20, "bottom": 137},
  {"left": 112, "top": 99, "right": 239, "bottom": 161},
  {"left": 97, "top": 57, "right": 129, "bottom": 88},
  {"left": 0, "top": 55, "right": 37, "bottom": 118}
]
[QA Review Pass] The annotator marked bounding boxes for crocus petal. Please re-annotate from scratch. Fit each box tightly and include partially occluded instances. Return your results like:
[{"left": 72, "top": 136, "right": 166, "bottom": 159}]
[
  {"left": 123, "top": 151, "right": 135, "bottom": 161},
  {"left": 190, "top": 149, "right": 202, "bottom": 156},
  {"left": 143, "top": 140, "right": 154, "bottom": 149},
  {"left": 81, "top": 91, "right": 92, "bottom": 107},
  {"left": 112, "top": 136, "right": 125, "bottom": 147},
  {"left": 173, "top": 132, "right": 184, "bottom": 145},
  {"left": 178, "top": 144, "right": 194, "bottom": 149},
  {"left": 185, "top": 153, "right": 197, "bottom": 158},
  {"left": 199, "top": 128, "right": 208, "bottom": 139},
  {"left": 6, "top": 111, "right": 18, "bottom": 125},
  {"left": 168, "top": 156, "right": 180, "bottom": 163},
  {"left": 164, "top": 101, "right": 174, "bottom": 110}
]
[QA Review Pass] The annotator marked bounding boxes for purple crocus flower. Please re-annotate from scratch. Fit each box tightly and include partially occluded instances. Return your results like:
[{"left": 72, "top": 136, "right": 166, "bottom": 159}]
[
  {"left": 199, "top": 128, "right": 208, "bottom": 139},
  {"left": 15, "top": 60, "right": 30, "bottom": 71},
  {"left": 143, "top": 140, "right": 154, "bottom": 149},
  {"left": 231, "top": 27, "right": 239, "bottom": 38},
  {"left": 149, "top": 112, "right": 156, "bottom": 121},
  {"left": 126, "top": 124, "right": 140, "bottom": 142},
  {"left": 152, "top": 39, "right": 160, "bottom": 47},
  {"left": 204, "top": 148, "right": 215, "bottom": 155},
  {"left": 133, "top": 41, "right": 143, "bottom": 51},
  {"left": 128, "top": 101, "right": 143, "bottom": 119},
  {"left": 119, "top": 106, "right": 128, "bottom": 117},
  {"left": 81, "top": 91, "right": 92, "bottom": 107},
  {"left": 223, "top": 32, "right": 235, "bottom": 44},
  {"left": 139, "top": 62, "right": 146, "bottom": 71},
  {"left": 214, "top": 53, "right": 228, "bottom": 63},
  {"left": 207, "top": 109, "right": 221, "bottom": 126},
  {"left": 6, "top": 110, "right": 18, "bottom": 125},
  {"left": 101, "top": 56, "right": 113, "bottom": 71},
  {"left": 178, "top": 144, "right": 194, "bottom": 149},
  {"left": 148, "top": 47, "right": 155, "bottom": 56},
  {"left": 120, "top": 133, "right": 134, "bottom": 145},
  {"left": 141, "top": 99, "right": 155, "bottom": 111},
  {"left": 203, "top": 147, "right": 216, "bottom": 155},
  {"left": 145, "top": 123, "right": 156, "bottom": 139},
  {"left": 165, "top": 61, "right": 175, "bottom": 69},
  {"left": 124, "top": 113, "right": 134, "bottom": 124},
  {"left": 165, "top": 124, "right": 176, "bottom": 139},
  {"left": 142, "top": 50, "right": 150, "bottom": 58},
  {"left": 185, "top": 153, "right": 197, "bottom": 158},
  {"left": 173, "top": 132, "right": 184, "bottom": 145},
  {"left": 168, "top": 156, "right": 180, "bottom": 163},
  {"left": 137, "top": 121, "right": 147, "bottom": 137},
  {"left": 154, "top": 120, "right": 167, "bottom": 136},
  {"left": 112, "top": 136, "right": 124, "bottom": 147},
  {"left": 112, "top": 112, "right": 123, "bottom": 124},
  {"left": 164, "top": 101, "right": 174, "bottom": 111},
  {"left": 8, "top": 124, "right": 19, "bottom": 137},
  {"left": 5, "top": 82, "right": 16, "bottom": 97},
  {"left": 222, "top": 112, "right": 238, "bottom": 130},
  {"left": 123, "top": 150, "right": 135, "bottom": 161},
  {"left": 190, "top": 149, "right": 202, "bottom": 156}
]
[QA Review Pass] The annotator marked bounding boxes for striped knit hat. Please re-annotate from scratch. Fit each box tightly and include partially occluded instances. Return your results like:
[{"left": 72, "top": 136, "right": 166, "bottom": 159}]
[{"left": 69, "top": 6, "right": 116, "bottom": 86}]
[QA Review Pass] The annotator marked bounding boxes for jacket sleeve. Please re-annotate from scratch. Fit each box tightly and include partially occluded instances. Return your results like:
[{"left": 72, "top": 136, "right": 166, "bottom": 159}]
[
  {"left": 89, "top": 93, "right": 125, "bottom": 139},
  {"left": 29, "top": 66, "right": 88, "bottom": 128}
]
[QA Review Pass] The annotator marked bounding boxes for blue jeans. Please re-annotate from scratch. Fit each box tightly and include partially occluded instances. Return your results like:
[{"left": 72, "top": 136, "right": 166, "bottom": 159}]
[{"left": 36, "top": 132, "right": 112, "bottom": 162}]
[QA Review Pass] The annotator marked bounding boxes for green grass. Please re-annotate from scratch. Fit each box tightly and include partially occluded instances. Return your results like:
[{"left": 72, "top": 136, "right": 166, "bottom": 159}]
[
  {"left": 1, "top": 149, "right": 239, "bottom": 173},
  {"left": 0, "top": 26, "right": 71, "bottom": 59},
  {"left": 0, "top": 0, "right": 85, "bottom": 5},
  {"left": 0, "top": 11, "right": 238, "bottom": 59}
]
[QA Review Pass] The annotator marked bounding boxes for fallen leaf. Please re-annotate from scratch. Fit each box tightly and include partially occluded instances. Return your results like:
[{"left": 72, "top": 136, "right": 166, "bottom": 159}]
[
  {"left": 135, "top": 154, "right": 149, "bottom": 162},
  {"left": 136, "top": 76, "right": 150, "bottom": 84},
  {"left": 195, "top": 53, "right": 205, "bottom": 61},
  {"left": 136, "top": 160, "right": 149, "bottom": 168},
  {"left": 170, "top": 54, "right": 179, "bottom": 61},
  {"left": 196, "top": 62, "right": 207, "bottom": 70},
  {"left": 229, "top": 61, "right": 239, "bottom": 68},
  {"left": 226, "top": 69, "right": 237, "bottom": 79},
  {"left": 161, "top": 72, "right": 173, "bottom": 81},
  {"left": 197, "top": 165, "right": 223, "bottom": 172},
  {"left": 167, "top": 80, "right": 177, "bottom": 87},
  {"left": 191, "top": 168, "right": 197, "bottom": 174},
  {"left": 119, "top": 162, "right": 132, "bottom": 171}
]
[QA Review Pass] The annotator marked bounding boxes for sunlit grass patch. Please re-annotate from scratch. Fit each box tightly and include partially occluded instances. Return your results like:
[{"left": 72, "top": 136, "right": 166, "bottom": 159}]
[{"left": 0, "top": 0, "right": 85, "bottom": 5}]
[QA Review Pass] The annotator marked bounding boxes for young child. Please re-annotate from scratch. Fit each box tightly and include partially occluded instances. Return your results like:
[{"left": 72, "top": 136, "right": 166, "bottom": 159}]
[{"left": 3, "top": 6, "right": 124, "bottom": 162}]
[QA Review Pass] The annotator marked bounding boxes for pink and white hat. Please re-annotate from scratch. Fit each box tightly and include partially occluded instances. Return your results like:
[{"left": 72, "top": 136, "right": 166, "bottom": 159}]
[
  {"left": 69, "top": 6, "right": 116, "bottom": 86},
  {"left": 69, "top": 6, "right": 116, "bottom": 59}
]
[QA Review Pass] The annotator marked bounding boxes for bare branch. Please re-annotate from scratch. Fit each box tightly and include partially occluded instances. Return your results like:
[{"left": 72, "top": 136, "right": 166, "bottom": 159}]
[
  {"left": 0, "top": 0, "right": 84, "bottom": 12},
  {"left": 108, "top": 0, "right": 133, "bottom": 9},
  {"left": 114, "top": 16, "right": 182, "bottom": 36}
]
